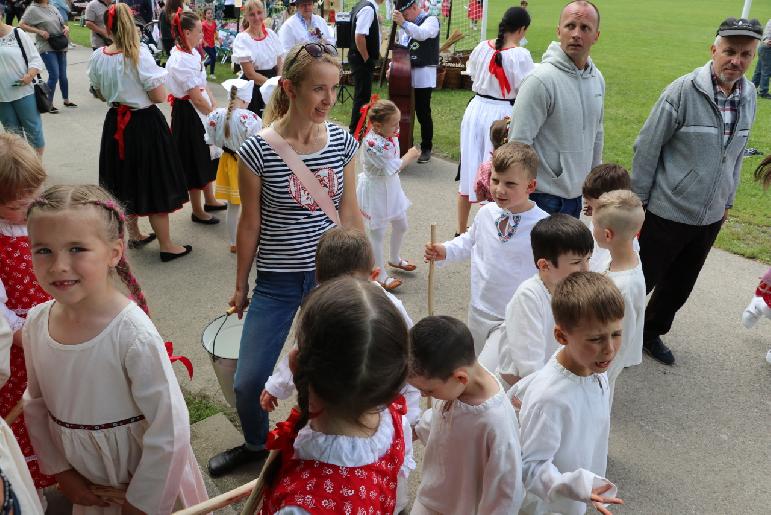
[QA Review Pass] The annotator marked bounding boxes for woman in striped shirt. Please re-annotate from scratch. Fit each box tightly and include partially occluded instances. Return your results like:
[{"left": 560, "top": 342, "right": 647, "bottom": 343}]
[{"left": 207, "top": 42, "right": 364, "bottom": 477}]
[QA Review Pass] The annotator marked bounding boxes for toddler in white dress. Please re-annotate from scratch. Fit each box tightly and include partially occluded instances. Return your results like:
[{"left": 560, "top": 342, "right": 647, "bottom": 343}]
[
  {"left": 22, "top": 185, "right": 207, "bottom": 514},
  {"left": 356, "top": 99, "right": 421, "bottom": 291}
]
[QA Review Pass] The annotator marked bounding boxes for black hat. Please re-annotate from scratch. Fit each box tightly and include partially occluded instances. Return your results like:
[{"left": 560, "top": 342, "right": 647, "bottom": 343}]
[
  {"left": 716, "top": 17, "right": 763, "bottom": 40},
  {"left": 396, "top": 0, "right": 416, "bottom": 12}
]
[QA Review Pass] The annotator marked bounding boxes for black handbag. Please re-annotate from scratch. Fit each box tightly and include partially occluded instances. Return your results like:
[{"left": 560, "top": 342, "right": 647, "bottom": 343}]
[
  {"left": 14, "top": 28, "right": 52, "bottom": 113},
  {"left": 47, "top": 33, "right": 69, "bottom": 51}
]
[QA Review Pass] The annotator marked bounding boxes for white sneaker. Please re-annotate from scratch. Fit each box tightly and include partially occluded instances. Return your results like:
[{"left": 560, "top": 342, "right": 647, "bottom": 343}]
[
  {"left": 742, "top": 296, "right": 771, "bottom": 329},
  {"left": 209, "top": 74, "right": 217, "bottom": 80}
]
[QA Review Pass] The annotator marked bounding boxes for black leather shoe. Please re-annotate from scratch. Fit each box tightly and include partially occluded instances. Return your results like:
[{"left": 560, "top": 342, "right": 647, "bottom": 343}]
[
  {"left": 204, "top": 203, "right": 228, "bottom": 212},
  {"left": 417, "top": 149, "right": 431, "bottom": 163},
  {"left": 191, "top": 213, "right": 220, "bottom": 224},
  {"left": 160, "top": 245, "right": 192, "bottom": 262},
  {"left": 208, "top": 445, "right": 269, "bottom": 477},
  {"left": 643, "top": 336, "right": 675, "bottom": 365}
]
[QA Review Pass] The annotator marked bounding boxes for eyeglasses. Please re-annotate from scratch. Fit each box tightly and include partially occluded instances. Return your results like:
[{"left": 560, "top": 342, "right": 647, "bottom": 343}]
[{"left": 285, "top": 43, "right": 338, "bottom": 71}]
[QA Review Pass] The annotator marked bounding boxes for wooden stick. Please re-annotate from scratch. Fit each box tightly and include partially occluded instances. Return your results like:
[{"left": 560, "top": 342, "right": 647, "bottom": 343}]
[
  {"left": 428, "top": 223, "right": 437, "bottom": 316},
  {"left": 4, "top": 400, "right": 23, "bottom": 425},
  {"left": 240, "top": 450, "right": 279, "bottom": 514}
]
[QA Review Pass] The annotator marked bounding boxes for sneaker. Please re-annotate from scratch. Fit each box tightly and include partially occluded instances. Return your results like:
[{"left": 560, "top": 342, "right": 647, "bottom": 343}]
[
  {"left": 417, "top": 149, "right": 431, "bottom": 163},
  {"left": 48, "top": 106, "right": 59, "bottom": 114},
  {"left": 642, "top": 336, "right": 675, "bottom": 365},
  {"left": 742, "top": 296, "right": 771, "bottom": 329},
  {"left": 209, "top": 73, "right": 217, "bottom": 80},
  {"left": 207, "top": 444, "right": 268, "bottom": 477}
]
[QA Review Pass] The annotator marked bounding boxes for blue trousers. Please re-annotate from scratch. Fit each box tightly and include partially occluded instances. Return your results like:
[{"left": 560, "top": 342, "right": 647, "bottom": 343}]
[
  {"left": 203, "top": 46, "right": 216, "bottom": 75},
  {"left": 752, "top": 45, "right": 771, "bottom": 95},
  {"left": 234, "top": 271, "right": 316, "bottom": 448},
  {"left": 40, "top": 50, "right": 68, "bottom": 102},
  {"left": 530, "top": 191, "right": 583, "bottom": 218},
  {"left": 0, "top": 94, "right": 45, "bottom": 149}
]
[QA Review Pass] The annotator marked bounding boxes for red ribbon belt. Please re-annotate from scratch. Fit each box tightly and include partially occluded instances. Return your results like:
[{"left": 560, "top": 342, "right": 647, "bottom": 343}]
[
  {"left": 165, "top": 341, "right": 194, "bottom": 379},
  {"left": 114, "top": 104, "right": 132, "bottom": 160},
  {"left": 167, "top": 94, "right": 191, "bottom": 107},
  {"left": 488, "top": 51, "right": 512, "bottom": 98}
]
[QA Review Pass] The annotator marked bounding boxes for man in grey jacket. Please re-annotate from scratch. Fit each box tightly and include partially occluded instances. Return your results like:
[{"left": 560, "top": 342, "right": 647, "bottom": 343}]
[
  {"left": 508, "top": 0, "right": 604, "bottom": 218},
  {"left": 632, "top": 17, "right": 761, "bottom": 365}
]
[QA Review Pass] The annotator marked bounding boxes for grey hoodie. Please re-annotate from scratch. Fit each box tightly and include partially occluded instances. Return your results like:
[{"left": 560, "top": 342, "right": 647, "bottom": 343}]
[{"left": 508, "top": 42, "right": 605, "bottom": 199}]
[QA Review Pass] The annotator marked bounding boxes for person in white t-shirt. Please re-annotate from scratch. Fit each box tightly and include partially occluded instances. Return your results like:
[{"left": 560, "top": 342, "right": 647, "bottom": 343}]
[
  {"left": 409, "top": 315, "right": 524, "bottom": 515},
  {"left": 591, "top": 190, "right": 646, "bottom": 405},
  {"left": 515, "top": 272, "right": 625, "bottom": 515},
  {"left": 481, "top": 214, "right": 593, "bottom": 389},
  {"left": 425, "top": 142, "right": 548, "bottom": 355},
  {"left": 277, "top": 0, "right": 333, "bottom": 53}
]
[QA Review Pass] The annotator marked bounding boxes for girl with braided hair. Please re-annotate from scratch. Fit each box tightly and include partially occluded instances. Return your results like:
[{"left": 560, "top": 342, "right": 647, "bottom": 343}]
[
  {"left": 23, "top": 184, "right": 208, "bottom": 514},
  {"left": 457, "top": 6, "right": 534, "bottom": 235},
  {"left": 205, "top": 79, "right": 263, "bottom": 253},
  {"left": 89, "top": 2, "right": 192, "bottom": 263}
]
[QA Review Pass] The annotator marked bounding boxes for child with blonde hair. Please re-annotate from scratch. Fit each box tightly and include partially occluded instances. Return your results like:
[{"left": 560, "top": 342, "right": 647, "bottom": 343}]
[
  {"left": 356, "top": 98, "right": 421, "bottom": 290},
  {"left": 206, "top": 79, "right": 263, "bottom": 252},
  {"left": 592, "top": 190, "right": 646, "bottom": 402},
  {"left": 0, "top": 133, "right": 55, "bottom": 492},
  {"left": 23, "top": 185, "right": 207, "bottom": 513},
  {"left": 425, "top": 142, "right": 548, "bottom": 354}
]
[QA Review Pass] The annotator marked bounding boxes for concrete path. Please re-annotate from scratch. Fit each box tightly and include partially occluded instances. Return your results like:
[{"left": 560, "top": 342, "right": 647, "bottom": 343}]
[{"left": 30, "top": 46, "right": 771, "bottom": 513}]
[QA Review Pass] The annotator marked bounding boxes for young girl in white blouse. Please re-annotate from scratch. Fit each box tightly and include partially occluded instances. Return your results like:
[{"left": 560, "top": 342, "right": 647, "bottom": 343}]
[
  {"left": 206, "top": 79, "right": 262, "bottom": 253},
  {"left": 357, "top": 99, "right": 420, "bottom": 291},
  {"left": 408, "top": 315, "right": 524, "bottom": 515},
  {"left": 232, "top": 0, "right": 284, "bottom": 117},
  {"left": 166, "top": 8, "right": 224, "bottom": 225},
  {"left": 89, "top": 3, "right": 192, "bottom": 262},
  {"left": 253, "top": 277, "right": 413, "bottom": 514},
  {"left": 23, "top": 185, "right": 207, "bottom": 514},
  {"left": 515, "top": 272, "right": 624, "bottom": 515},
  {"left": 457, "top": 6, "right": 534, "bottom": 235}
]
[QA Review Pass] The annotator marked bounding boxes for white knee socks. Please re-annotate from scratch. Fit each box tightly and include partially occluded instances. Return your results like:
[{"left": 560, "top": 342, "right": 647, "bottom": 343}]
[
  {"left": 369, "top": 226, "right": 387, "bottom": 282},
  {"left": 389, "top": 215, "right": 408, "bottom": 264},
  {"left": 227, "top": 203, "right": 240, "bottom": 246}
]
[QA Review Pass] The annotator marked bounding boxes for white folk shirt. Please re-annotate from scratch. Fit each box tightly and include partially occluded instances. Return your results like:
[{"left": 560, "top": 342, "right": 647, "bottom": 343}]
[
  {"left": 354, "top": 0, "right": 379, "bottom": 35},
  {"left": 588, "top": 220, "right": 640, "bottom": 272},
  {"left": 466, "top": 39, "right": 535, "bottom": 99},
  {"left": 397, "top": 15, "right": 439, "bottom": 88},
  {"left": 277, "top": 13, "right": 334, "bottom": 53},
  {"left": 205, "top": 107, "right": 262, "bottom": 152},
  {"left": 413, "top": 378, "right": 524, "bottom": 514},
  {"left": 88, "top": 46, "right": 167, "bottom": 109},
  {"left": 515, "top": 353, "right": 617, "bottom": 515},
  {"left": 440, "top": 202, "right": 549, "bottom": 320},
  {"left": 232, "top": 29, "right": 284, "bottom": 70}
]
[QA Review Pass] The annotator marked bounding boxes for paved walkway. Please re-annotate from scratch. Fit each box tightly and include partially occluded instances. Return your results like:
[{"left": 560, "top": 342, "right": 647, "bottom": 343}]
[{"left": 32, "top": 46, "right": 771, "bottom": 513}]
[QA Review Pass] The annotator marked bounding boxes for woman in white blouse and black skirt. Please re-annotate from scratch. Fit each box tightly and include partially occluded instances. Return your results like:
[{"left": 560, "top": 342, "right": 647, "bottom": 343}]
[
  {"left": 89, "top": 3, "right": 192, "bottom": 262},
  {"left": 232, "top": 0, "right": 284, "bottom": 117}
]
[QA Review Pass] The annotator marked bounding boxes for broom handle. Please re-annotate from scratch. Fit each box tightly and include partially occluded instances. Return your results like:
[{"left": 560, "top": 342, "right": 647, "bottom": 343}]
[
  {"left": 428, "top": 223, "right": 437, "bottom": 316},
  {"left": 240, "top": 450, "right": 280, "bottom": 514},
  {"left": 4, "top": 399, "right": 23, "bottom": 425}
]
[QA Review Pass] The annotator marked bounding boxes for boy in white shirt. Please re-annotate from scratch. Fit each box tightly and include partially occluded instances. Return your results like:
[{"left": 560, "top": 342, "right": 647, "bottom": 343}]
[
  {"left": 425, "top": 142, "right": 549, "bottom": 354},
  {"left": 481, "top": 214, "right": 593, "bottom": 388},
  {"left": 592, "top": 190, "right": 646, "bottom": 404},
  {"left": 408, "top": 315, "right": 524, "bottom": 515},
  {"left": 516, "top": 272, "right": 625, "bottom": 515}
]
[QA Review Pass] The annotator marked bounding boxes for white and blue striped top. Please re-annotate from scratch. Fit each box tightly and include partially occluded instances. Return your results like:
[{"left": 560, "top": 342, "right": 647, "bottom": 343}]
[{"left": 238, "top": 122, "right": 359, "bottom": 272}]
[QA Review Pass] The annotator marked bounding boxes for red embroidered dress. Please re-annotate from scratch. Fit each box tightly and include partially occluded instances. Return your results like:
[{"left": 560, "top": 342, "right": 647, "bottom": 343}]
[
  {"left": 0, "top": 228, "right": 56, "bottom": 488},
  {"left": 262, "top": 399, "right": 406, "bottom": 514}
]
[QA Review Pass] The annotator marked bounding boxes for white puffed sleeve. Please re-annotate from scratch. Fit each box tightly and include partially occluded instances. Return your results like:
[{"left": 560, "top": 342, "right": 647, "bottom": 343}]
[
  {"left": 466, "top": 40, "right": 485, "bottom": 78},
  {"left": 520, "top": 403, "right": 616, "bottom": 508},
  {"left": 231, "top": 33, "right": 253, "bottom": 64},
  {"left": 510, "top": 47, "right": 535, "bottom": 93},
  {"left": 122, "top": 318, "right": 195, "bottom": 514},
  {"left": 239, "top": 109, "right": 263, "bottom": 140},
  {"left": 205, "top": 109, "right": 226, "bottom": 148},
  {"left": 363, "top": 133, "right": 403, "bottom": 176},
  {"left": 137, "top": 46, "right": 168, "bottom": 91},
  {"left": 264, "top": 353, "right": 296, "bottom": 400},
  {"left": 0, "top": 279, "right": 23, "bottom": 332}
]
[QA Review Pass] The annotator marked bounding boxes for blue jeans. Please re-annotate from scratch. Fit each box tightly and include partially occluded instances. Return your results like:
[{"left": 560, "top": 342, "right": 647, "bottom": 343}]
[
  {"left": 0, "top": 94, "right": 45, "bottom": 149},
  {"left": 752, "top": 45, "right": 771, "bottom": 95},
  {"left": 531, "top": 192, "right": 583, "bottom": 218},
  {"left": 203, "top": 46, "right": 216, "bottom": 75},
  {"left": 40, "top": 51, "right": 68, "bottom": 102},
  {"left": 234, "top": 270, "right": 316, "bottom": 448}
]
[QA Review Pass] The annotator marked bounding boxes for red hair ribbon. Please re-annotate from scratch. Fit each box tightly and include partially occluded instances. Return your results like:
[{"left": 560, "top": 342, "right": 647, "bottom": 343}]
[
  {"left": 106, "top": 4, "right": 116, "bottom": 33},
  {"left": 114, "top": 105, "right": 132, "bottom": 160},
  {"left": 266, "top": 407, "right": 303, "bottom": 467},
  {"left": 488, "top": 51, "right": 511, "bottom": 97},
  {"left": 353, "top": 93, "right": 380, "bottom": 142},
  {"left": 165, "top": 341, "right": 194, "bottom": 379},
  {"left": 173, "top": 7, "right": 187, "bottom": 49}
]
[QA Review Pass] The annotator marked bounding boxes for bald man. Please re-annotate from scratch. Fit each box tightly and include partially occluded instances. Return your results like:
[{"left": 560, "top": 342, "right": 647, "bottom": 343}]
[{"left": 508, "top": 0, "right": 604, "bottom": 218}]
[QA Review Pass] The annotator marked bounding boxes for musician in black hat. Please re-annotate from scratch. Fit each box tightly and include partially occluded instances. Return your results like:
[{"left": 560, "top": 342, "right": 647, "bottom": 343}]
[
  {"left": 393, "top": 0, "right": 439, "bottom": 163},
  {"left": 348, "top": 0, "right": 385, "bottom": 134}
]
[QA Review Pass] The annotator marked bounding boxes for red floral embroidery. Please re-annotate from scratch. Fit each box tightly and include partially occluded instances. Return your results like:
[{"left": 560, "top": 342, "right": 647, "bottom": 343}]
[{"left": 287, "top": 168, "right": 338, "bottom": 212}]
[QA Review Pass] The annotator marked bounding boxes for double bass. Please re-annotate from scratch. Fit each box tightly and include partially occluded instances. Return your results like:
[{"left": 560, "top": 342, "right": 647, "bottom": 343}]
[{"left": 381, "top": 24, "right": 415, "bottom": 156}]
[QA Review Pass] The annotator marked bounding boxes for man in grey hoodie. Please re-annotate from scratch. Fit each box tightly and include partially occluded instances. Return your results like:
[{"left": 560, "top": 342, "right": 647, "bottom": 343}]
[
  {"left": 632, "top": 18, "right": 761, "bottom": 365},
  {"left": 508, "top": 0, "right": 604, "bottom": 218}
]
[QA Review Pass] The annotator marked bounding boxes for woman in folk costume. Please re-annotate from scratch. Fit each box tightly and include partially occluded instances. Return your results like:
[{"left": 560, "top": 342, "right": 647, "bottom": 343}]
[
  {"left": 457, "top": 6, "right": 534, "bottom": 235},
  {"left": 165, "top": 7, "right": 224, "bottom": 225},
  {"left": 89, "top": 3, "right": 192, "bottom": 262}
]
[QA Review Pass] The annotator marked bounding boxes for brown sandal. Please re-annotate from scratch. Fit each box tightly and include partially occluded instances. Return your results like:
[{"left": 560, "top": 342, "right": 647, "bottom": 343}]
[
  {"left": 378, "top": 277, "right": 402, "bottom": 291},
  {"left": 388, "top": 259, "right": 417, "bottom": 272}
]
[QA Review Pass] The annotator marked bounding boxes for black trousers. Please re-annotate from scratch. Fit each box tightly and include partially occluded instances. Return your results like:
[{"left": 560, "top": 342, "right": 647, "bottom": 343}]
[
  {"left": 349, "top": 57, "right": 374, "bottom": 134},
  {"left": 639, "top": 211, "right": 724, "bottom": 341},
  {"left": 414, "top": 87, "right": 433, "bottom": 151}
]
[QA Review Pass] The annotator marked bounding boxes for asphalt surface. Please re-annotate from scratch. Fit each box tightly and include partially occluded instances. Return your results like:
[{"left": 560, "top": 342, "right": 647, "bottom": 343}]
[{"left": 29, "top": 45, "right": 771, "bottom": 513}]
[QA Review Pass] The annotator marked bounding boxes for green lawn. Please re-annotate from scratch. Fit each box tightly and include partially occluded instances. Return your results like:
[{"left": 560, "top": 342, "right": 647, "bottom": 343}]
[{"left": 70, "top": 2, "right": 771, "bottom": 263}]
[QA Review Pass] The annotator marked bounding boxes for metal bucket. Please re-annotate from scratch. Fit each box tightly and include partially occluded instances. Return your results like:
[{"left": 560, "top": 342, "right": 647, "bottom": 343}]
[{"left": 201, "top": 312, "right": 243, "bottom": 408}]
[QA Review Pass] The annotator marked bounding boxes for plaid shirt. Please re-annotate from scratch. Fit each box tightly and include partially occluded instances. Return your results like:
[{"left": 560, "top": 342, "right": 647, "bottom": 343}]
[{"left": 711, "top": 72, "right": 742, "bottom": 147}]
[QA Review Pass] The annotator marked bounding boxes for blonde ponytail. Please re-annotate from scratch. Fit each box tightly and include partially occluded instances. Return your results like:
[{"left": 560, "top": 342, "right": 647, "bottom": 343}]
[
  {"left": 108, "top": 4, "right": 140, "bottom": 68},
  {"left": 224, "top": 86, "right": 238, "bottom": 139},
  {"left": 262, "top": 85, "right": 289, "bottom": 126}
]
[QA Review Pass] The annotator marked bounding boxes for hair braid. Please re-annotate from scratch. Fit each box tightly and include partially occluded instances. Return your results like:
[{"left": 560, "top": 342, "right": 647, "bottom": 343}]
[
  {"left": 495, "top": 24, "right": 505, "bottom": 51},
  {"left": 115, "top": 257, "right": 149, "bottom": 315},
  {"left": 224, "top": 86, "right": 238, "bottom": 140}
]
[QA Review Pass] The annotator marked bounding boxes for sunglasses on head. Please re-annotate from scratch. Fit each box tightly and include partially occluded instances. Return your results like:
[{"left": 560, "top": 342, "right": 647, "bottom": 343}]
[{"left": 285, "top": 43, "right": 338, "bottom": 70}]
